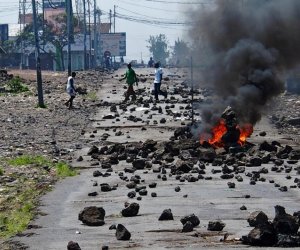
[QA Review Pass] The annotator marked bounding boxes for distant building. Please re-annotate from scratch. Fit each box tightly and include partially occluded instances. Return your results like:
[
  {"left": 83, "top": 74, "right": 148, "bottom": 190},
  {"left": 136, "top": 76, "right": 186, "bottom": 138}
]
[{"left": 44, "top": 0, "right": 66, "bottom": 33}]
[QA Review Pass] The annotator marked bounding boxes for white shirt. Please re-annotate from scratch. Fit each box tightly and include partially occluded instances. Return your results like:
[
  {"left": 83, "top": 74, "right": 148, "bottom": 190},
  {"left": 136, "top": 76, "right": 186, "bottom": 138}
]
[
  {"left": 154, "top": 68, "right": 163, "bottom": 83},
  {"left": 66, "top": 76, "right": 76, "bottom": 95}
]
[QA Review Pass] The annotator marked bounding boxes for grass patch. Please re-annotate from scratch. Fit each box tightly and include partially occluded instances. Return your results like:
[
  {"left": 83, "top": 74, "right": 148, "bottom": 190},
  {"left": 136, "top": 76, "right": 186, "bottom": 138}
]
[
  {"left": 0, "top": 166, "right": 4, "bottom": 176},
  {"left": 7, "top": 76, "right": 29, "bottom": 93},
  {"left": 0, "top": 155, "right": 77, "bottom": 239},
  {"left": 55, "top": 162, "right": 77, "bottom": 177},
  {"left": 84, "top": 91, "right": 98, "bottom": 101},
  {"left": 7, "top": 155, "right": 51, "bottom": 166}
]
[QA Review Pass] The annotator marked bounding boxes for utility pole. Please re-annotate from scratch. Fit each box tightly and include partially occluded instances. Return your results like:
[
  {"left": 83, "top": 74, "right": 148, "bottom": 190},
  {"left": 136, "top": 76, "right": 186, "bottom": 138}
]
[
  {"left": 83, "top": 0, "right": 87, "bottom": 70},
  {"left": 190, "top": 56, "right": 194, "bottom": 125},
  {"left": 88, "top": 0, "right": 91, "bottom": 69},
  {"left": 113, "top": 5, "right": 116, "bottom": 33},
  {"left": 32, "top": 0, "right": 44, "bottom": 107},
  {"left": 66, "top": 0, "right": 72, "bottom": 76},
  {"left": 93, "top": 0, "right": 97, "bottom": 68},
  {"left": 19, "top": 0, "right": 26, "bottom": 69},
  {"left": 97, "top": 9, "right": 102, "bottom": 66},
  {"left": 109, "top": 9, "right": 112, "bottom": 33}
]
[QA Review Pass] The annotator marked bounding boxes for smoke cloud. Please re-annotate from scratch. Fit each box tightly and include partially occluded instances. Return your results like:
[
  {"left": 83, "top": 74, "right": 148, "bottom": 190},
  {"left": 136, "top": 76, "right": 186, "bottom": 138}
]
[{"left": 188, "top": 0, "right": 300, "bottom": 129}]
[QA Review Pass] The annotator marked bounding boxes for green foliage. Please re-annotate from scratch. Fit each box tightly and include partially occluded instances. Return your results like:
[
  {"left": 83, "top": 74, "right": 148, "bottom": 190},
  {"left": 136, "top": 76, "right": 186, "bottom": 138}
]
[
  {"left": 7, "top": 76, "right": 29, "bottom": 93},
  {"left": 84, "top": 91, "right": 98, "bottom": 101},
  {"left": 0, "top": 187, "right": 36, "bottom": 238},
  {"left": 55, "top": 162, "right": 77, "bottom": 177},
  {"left": 170, "top": 38, "right": 191, "bottom": 67},
  {"left": 0, "top": 166, "right": 4, "bottom": 176},
  {"left": 147, "top": 34, "right": 169, "bottom": 66},
  {"left": 8, "top": 155, "right": 50, "bottom": 166},
  {"left": 7, "top": 155, "right": 77, "bottom": 178}
]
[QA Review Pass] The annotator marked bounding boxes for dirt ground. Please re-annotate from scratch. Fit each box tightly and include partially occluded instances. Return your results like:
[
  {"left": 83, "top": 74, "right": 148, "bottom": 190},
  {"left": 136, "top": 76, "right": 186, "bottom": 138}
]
[{"left": 0, "top": 68, "right": 300, "bottom": 249}]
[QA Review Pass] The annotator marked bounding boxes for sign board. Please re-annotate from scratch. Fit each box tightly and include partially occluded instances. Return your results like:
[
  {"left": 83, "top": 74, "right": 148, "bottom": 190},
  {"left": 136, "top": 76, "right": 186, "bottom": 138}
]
[
  {"left": 100, "top": 33, "right": 126, "bottom": 57},
  {"left": 43, "top": 0, "right": 65, "bottom": 9},
  {"left": 0, "top": 24, "right": 8, "bottom": 43}
]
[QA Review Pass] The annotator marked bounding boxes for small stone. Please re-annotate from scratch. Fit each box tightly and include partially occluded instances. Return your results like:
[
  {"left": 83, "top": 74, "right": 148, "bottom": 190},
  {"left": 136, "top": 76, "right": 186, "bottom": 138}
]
[
  {"left": 88, "top": 192, "right": 98, "bottom": 197},
  {"left": 93, "top": 170, "right": 102, "bottom": 177},
  {"left": 182, "top": 221, "right": 194, "bottom": 232},
  {"left": 175, "top": 186, "right": 181, "bottom": 192},
  {"left": 158, "top": 209, "right": 174, "bottom": 221},
  {"left": 67, "top": 241, "right": 81, "bottom": 250},
  {"left": 180, "top": 214, "right": 200, "bottom": 227},
  {"left": 151, "top": 192, "right": 157, "bottom": 197},
  {"left": 240, "top": 205, "right": 247, "bottom": 210},
  {"left": 227, "top": 182, "right": 236, "bottom": 188},
  {"left": 121, "top": 203, "right": 140, "bottom": 217},
  {"left": 207, "top": 220, "right": 226, "bottom": 231},
  {"left": 116, "top": 224, "right": 131, "bottom": 240}
]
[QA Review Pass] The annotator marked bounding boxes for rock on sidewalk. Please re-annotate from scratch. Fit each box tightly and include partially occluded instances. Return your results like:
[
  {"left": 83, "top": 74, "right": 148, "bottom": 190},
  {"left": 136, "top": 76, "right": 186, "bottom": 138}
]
[
  {"left": 67, "top": 241, "right": 81, "bottom": 250},
  {"left": 116, "top": 224, "right": 131, "bottom": 240},
  {"left": 78, "top": 206, "right": 105, "bottom": 226}
]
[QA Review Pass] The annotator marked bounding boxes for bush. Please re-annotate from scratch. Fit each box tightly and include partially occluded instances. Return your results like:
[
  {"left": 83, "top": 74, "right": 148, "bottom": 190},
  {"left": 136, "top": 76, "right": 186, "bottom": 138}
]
[{"left": 7, "top": 76, "right": 29, "bottom": 93}]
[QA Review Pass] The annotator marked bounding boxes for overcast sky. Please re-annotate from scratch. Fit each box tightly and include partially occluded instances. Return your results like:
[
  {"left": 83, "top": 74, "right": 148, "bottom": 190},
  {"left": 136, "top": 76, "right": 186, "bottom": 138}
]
[{"left": 0, "top": 0, "right": 202, "bottom": 61}]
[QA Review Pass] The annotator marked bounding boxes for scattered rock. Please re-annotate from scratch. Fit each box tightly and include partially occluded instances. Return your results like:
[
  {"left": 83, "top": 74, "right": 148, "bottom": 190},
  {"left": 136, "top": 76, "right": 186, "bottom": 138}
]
[
  {"left": 207, "top": 220, "right": 226, "bottom": 231},
  {"left": 67, "top": 241, "right": 81, "bottom": 250},
  {"left": 158, "top": 209, "right": 174, "bottom": 221},
  {"left": 116, "top": 224, "right": 131, "bottom": 240},
  {"left": 78, "top": 206, "right": 105, "bottom": 226},
  {"left": 121, "top": 203, "right": 140, "bottom": 217}
]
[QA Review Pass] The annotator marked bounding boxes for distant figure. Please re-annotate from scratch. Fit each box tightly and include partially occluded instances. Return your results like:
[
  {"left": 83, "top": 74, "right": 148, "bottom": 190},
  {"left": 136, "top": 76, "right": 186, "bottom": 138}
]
[
  {"left": 153, "top": 62, "right": 167, "bottom": 101},
  {"left": 119, "top": 63, "right": 138, "bottom": 102},
  {"left": 148, "top": 57, "right": 154, "bottom": 67},
  {"left": 65, "top": 72, "right": 76, "bottom": 109},
  {"left": 105, "top": 56, "right": 111, "bottom": 69},
  {"left": 120, "top": 56, "right": 124, "bottom": 64}
]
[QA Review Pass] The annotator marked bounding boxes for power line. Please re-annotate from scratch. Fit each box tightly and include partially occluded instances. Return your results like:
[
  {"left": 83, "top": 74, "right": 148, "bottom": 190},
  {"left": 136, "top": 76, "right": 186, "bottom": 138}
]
[
  {"left": 117, "top": 0, "right": 190, "bottom": 13},
  {"left": 130, "top": 0, "right": 213, "bottom": 4},
  {"left": 116, "top": 5, "right": 186, "bottom": 22}
]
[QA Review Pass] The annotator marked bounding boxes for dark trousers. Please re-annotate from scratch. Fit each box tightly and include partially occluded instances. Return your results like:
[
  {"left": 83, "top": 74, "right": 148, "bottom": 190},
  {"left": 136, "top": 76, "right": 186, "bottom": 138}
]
[
  {"left": 154, "top": 82, "right": 167, "bottom": 100},
  {"left": 125, "top": 85, "right": 136, "bottom": 101},
  {"left": 65, "top": 95, "right": 75, "bottom": 108}
]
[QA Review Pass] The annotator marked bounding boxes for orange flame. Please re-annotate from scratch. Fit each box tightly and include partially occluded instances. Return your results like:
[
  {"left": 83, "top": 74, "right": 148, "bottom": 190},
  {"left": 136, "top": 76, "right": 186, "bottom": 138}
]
[
  {"left": 237, "top": 124, "right": 253, "bottom": 145},
  {"left": 200, "top": 119, "right": 253, "bottom": 147}
]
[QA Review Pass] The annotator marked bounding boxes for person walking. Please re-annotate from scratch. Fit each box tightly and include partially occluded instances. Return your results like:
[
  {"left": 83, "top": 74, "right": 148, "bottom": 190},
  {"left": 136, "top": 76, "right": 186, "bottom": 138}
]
[
  {"left": 65, "top": 72, "right": 77, "bottom": 109},
  {"left": 119, "top": 63, "right": 138, "bottom": 102},
  {"left": 153, "top": 62, "right": 167, "bottom": 101}
]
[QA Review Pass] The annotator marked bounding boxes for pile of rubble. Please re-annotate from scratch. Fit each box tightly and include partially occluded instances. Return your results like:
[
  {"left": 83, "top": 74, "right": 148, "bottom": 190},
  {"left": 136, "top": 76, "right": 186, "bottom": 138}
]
[{"left": 243, "top": 205, "right": 300, "bottom": 247}]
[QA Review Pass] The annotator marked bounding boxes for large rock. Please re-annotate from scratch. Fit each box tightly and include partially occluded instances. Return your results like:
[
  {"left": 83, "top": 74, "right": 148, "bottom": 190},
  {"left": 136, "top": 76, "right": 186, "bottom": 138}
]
[
  {"left": 243, "top": 224, "right": 277, "bottom": 246},
  {"left": 207, "top": 220, "right": 226, "bottom": 231},
  {"left": 180, "top": 214, "right": 200, "bottom": 227},
  {"left": 121, "top": 203, "right": 140, "bottom": 217},
  {"left": 273, "top": 205, "right": 299, "bottom": 235},
  {"left": 116, "top": 224, "right": 131, "bottom": 240},
  {"left": 276, "top": 234, "right": 300, "bottom": 247},
  {"left": 247, "top": 211, "right": 269, "bottom": 227},
  {"left": 132, "top": 159, "right": 146, "bottom": 170},
  {"left": 78, "top": 206, "right": 105, "bottom": 226},
  {"left": 158, "top": 209, "right": 174, "bottom": 221},
  {"left": 87, "top": 145, "right": 99, "bottom": 155},
  {"left": 173, "top": 160, "right": 193, "bottom": 173},
  {"left": 199, "top": 148, "right": 216, "bottom": 163}
]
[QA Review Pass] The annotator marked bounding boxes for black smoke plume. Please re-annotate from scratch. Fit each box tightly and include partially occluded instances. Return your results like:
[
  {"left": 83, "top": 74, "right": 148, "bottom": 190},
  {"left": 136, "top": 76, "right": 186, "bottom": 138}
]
[{"left": 188, "top": 0, "right": 300, "bottom": 130}]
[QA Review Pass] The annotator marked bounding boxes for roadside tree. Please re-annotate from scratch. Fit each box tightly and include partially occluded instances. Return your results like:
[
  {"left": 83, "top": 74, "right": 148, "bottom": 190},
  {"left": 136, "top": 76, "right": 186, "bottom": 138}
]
[{"left": 147, "top": 34, "right": 169, "bottom": 66}]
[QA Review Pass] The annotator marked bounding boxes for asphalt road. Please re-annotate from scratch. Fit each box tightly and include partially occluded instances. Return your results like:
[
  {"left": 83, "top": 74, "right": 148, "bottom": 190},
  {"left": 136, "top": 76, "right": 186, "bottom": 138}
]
[{"left": 14, "top": 67, "right": 300, "bottom": 250}]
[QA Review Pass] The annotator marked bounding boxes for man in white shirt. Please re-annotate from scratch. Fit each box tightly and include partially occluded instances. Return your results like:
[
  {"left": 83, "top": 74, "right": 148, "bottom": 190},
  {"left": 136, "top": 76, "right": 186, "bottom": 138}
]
[
  {"left": 153, "top": 62, "right": 167, "bottom": 101},
  {"left": 65, "top": 72, "right": 76, "bottom": 109}
]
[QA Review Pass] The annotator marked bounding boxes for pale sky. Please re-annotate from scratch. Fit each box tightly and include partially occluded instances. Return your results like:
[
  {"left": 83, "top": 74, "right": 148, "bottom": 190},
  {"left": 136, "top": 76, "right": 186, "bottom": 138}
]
[{"left": 0, "top": 0, "right": 203, "bottom": 61}]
